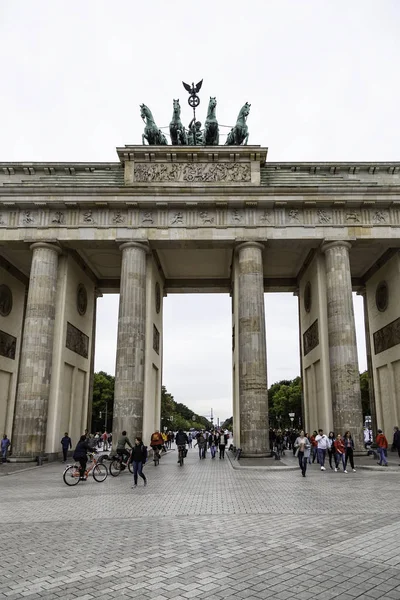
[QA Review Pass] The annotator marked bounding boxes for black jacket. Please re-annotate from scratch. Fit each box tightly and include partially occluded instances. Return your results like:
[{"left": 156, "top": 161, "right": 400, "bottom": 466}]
[
  {"left": 73, "top": 440, "right": 91, "bottom": 460},
  {"left": 131, "top": 443, "right": 146, "bottom": 463},
  {"left": 175, "top": 431, "right": 189, "bottom": 446}
]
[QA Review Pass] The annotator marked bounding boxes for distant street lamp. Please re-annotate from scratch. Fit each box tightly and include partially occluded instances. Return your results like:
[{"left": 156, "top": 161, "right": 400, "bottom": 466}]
[{"left": 288, "top": 412, "right": 295, "bottom": 427}]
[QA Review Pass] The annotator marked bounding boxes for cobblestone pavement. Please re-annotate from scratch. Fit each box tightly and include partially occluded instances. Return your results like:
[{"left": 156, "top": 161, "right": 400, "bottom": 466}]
[{"left": 1, "top": 446, "right": 400, "bottom": 599}]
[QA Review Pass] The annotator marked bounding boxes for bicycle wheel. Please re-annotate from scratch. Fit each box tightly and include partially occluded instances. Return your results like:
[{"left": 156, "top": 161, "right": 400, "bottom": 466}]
[
  {"left": 179, "top": 451, "right": 184, "bottom": 466},
  {"left": 128, "top": 462, "right": 133, "bottom": 474},
  {"left": 109, "top": 460, "right": 122, "bottom": 477},
  {"left": 63, "top": 465, "right": 80, "bottom": 486},
  {"left": 92, "top": 463, "right": 108, "bottom": 482}
]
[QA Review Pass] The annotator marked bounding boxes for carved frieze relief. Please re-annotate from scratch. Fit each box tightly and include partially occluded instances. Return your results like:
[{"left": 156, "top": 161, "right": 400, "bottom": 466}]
[
  {"left": 303, "top": 319, "right": 319, "bottom": 356},
  {"left": 66, "top": 322, "right": 89, "bottom": 358},
  {"left": 373, "top": 317, "right": 400, "bottom": 355},
  {"left": 134, "top": 162, "right": 251, "bottom": 183},
  {"left": 0, "top": 205, "right": 399, "bottom": 229}
]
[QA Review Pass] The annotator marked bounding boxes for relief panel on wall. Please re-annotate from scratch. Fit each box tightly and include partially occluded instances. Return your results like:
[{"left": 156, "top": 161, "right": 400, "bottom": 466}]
[
  {"left": 373, "top": 317, "right": 400, "bottom": 354},
  {"left": 66, "top": 322, "right": 89, "bottom": 359}
]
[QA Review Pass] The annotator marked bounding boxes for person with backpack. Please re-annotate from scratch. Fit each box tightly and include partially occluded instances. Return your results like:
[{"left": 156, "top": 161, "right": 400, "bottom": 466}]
[
  {"left": 376, "top": 429, "right": 389, "bottom": 467},
  {"left": 131, "top": 437, "right": 147, "bottom": 488},
  {"left": 195, "top": 432, "right": 206, "bottom": 459}
]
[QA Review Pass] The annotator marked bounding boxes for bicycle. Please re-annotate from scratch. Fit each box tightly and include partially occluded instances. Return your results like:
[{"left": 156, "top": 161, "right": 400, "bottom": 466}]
[
  {"left": 152, "top": 445, "right": 161, "bottom": 466},
  {"left": 177, "top": 444, "right": 186, "bottom": 466},
  {"left": 109, "top": 453, "right": 134, "bottom": 477},
  {"left": 63, "top": 452, "right": 108, "bottom": 486}
]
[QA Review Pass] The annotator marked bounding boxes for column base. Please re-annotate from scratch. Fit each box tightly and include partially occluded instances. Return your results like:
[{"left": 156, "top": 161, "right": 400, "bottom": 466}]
[{"left": 240, "top": 452, "right": 270, "bottom": 458}]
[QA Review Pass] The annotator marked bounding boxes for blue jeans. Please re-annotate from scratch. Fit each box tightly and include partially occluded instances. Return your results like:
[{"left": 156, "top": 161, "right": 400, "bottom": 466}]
[
  {"left": 317, "top": 448, "right": 326, "bottom": 467},
  {"left": 133, "top": 461, "right": 146, "bottom": 484},
  {"left": 335, "top": 452, "right": 345, "bottom": 470},
  {"left": 378, "top": 447, "right": 388, "bottom": 465},
  {"left": 1, "top": 447, "right": 8, "bottom": 463},
  {"left": 310, "top": 446, "right": 318, "bottom": 463}
]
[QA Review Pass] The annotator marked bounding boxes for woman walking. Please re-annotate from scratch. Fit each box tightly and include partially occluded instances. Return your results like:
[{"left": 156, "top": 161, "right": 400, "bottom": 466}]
[
  {"left": 131, "top": 437, "right": 147, "bottom": 488},
  {"left": 343, "top": 431, "right": 356, "bottom": 473},
  {"left": 333, "top": 433, "right": 346, "bottom": 472},
  {"left": 294, "top": 431, "right": 311, "bottom": 477}
]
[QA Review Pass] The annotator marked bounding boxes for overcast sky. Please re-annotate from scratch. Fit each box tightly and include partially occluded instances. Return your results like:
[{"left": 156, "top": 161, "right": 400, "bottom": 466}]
[{"left": 1, "top": 1, "right": 399, "bottom": 422}]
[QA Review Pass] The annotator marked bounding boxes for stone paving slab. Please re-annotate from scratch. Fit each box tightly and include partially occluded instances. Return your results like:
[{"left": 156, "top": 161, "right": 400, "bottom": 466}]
[{"left": 1, "top": 444, "right": 400, "bottom": 599}]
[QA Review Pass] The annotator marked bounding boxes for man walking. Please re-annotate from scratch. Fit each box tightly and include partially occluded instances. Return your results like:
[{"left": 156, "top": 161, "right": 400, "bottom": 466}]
[
  {"left": 315, "top": 429, "right": 329, "bottom": 471},
  {"left": 60, "top": 432, "right": 72, "bottom": 462},
  {"left": 376, "top": 429, "right": 388, "bottom": 467},
  {"left": 1, "top": 434, "right": 10, "bottom": 463},
  {"left": 392, "top": 426, "right": 400, "bottom": 465}
]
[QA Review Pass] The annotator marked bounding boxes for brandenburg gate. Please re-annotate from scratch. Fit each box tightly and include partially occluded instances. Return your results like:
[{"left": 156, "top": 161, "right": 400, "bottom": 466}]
[{"left": 1, "top": 142, "right": 400, "bottom": 458}]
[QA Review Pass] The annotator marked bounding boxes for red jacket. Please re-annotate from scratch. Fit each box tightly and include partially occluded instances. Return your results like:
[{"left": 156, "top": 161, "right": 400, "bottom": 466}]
[
  {"left": 334, "top": 439, "right": 345, "bottom": 454},
  {"left": 376, "top": 433, "right": 388, "bottom": 449},
  {"left": 310, "top": 435, "right": 318, "bottom": 447}
]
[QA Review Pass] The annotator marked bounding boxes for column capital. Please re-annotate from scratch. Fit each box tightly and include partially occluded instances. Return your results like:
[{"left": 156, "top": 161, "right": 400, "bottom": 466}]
[
  {"left": 235, "top": 241, "right": 265, "bottom": 254},
  {"left": 119, "top": 241, "right": 150, "bottom": 254},
  {"left": 30, "top": 242, "right": 62, "bottom": 255},
  {"left": 321, "top": 240, "right": 352, "bottom": 254}
]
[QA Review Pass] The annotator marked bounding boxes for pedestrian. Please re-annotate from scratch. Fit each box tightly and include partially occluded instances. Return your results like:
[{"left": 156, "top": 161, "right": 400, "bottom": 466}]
[
  {"left": 310, "top": 431, "right": 318, "bottom": 463},
  {"left": 217, "top": 431, "right": 226, "bottom": 459},
  {"left": 315, "top": 429, "right": 329, "bottom": 471},
  {"left": 102, "top": 430, "right": 108, "bottom": 451},
  {"left": 195, "top": 432, "right": 206, "bottom": 459},
  {"left": 209, "top": 432, "right": 217, "bottom": 459},
  {"left": 333, "top": 433, "right": 346, "bottom": 472},
  {"left": 343, "top": 431, "right": 356, "bottom": 472},
  {"left": 294, "top": 430, "right": 311, "bottom": 477},
  {"left": 131, "top": 437, "right": 147, "bottom": 488},
  {"left": 72, "top": 435, "right": 92, "bottom": 481},
  {"left": 376, "top": 429, "right": 388, "bottom": 467},
  {"left": 392, "top": 426, "right": 400, "bottom": 465},
  {"left": 188, "top": 432, "right": 193, "bottom": 448},
  {"left": 60, "top": 432, "right": 72, "bottom": 462},
  {"left": 327, "top": 431, "right": 335, "bottom": 469},
  {"left": 1, "top": 434, "right": 10, "bottom": 463}
]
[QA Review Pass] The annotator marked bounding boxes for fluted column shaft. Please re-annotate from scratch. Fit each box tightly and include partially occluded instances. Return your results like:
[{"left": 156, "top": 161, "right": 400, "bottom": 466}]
[
  {"left": 322, "top": 241, "right": 364, "bottom": 448},
  {"left": 12, "top": 242, "right": 62, "bottom": 457},
  {"left": 237, "top": 242, "right": 268, "bottom": 456},
  {"left": 113, "top": 242, "right": 148, "bottom": 439}
]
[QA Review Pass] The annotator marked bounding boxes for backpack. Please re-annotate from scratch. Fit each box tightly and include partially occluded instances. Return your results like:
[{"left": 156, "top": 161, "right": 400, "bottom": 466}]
[{"left": 143, "top": 445, "right": 148, "bottom": 464}]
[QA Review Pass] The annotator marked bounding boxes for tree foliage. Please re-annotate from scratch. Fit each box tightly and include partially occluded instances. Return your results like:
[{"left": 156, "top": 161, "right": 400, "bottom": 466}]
[
  {"left": 360, "top": 370, "right": 370, "bottom": 418},
  {"left": 161, "top": 385, "right": 212, "bottom": 431},
  {"left": 91, "top": 371, "right": 114, "bottom": 432},
  {"left": 91, "top": 374, "right": 212, "bottom": 433}
]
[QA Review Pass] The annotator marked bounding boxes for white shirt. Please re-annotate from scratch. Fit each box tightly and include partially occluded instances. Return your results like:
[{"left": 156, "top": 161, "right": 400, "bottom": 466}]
[{"left": 315, "top": 434, "right": 329, "bottom": 449}]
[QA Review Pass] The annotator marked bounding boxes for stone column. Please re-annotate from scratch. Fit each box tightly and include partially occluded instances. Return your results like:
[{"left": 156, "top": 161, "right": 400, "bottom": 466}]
[
  {"left": 321, "top": 241, "right": 364, "bottom": 448},
  {"left": 113, "top": 242, "right": 149, "bottom": 439},
  {"left": 12, "top": 242, "right": 62, "bottom": 458},
  {"left": 357, "top": 288, "right": 377, "bottom": 437},
  {"left": 236, "top": 242, "right": 268, "bottom": 456}
]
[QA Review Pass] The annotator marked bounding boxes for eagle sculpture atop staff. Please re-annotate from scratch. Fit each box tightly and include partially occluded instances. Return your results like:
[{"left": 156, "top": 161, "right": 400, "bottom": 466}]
[{"left": 182, "top": 79, "right": 203, "bottom": 145}]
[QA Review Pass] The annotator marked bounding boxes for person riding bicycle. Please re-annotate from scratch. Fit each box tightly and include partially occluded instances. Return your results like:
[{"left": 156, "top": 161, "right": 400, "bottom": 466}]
[
  {"left": 73, "top": 434, "right": 97, "bottom": 481},
  {"left": 175, "top": 429, "right": 189, "bottom": 463},
  {"left": 116, "top": 430, "right": 133, "bottom": 465},
  {"left": 150, "top": 430, "right": 164, "bottom": 459}
]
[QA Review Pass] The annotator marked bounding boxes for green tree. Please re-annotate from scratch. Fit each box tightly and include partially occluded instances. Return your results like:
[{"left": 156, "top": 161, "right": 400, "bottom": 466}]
[
  {"left": 360, "top": 371, "right": 370, "bottom": 418},
  {"left": 91, "top": 371, "right": 114, "bottom": 432},
  {"left": 268, "top": 377, "right": 302, "bottom": 428}
]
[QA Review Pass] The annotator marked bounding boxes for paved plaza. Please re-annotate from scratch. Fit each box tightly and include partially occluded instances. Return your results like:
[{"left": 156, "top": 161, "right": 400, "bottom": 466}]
[{"left": 1, "top": 447, "right": 400, "bottom": 600}]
